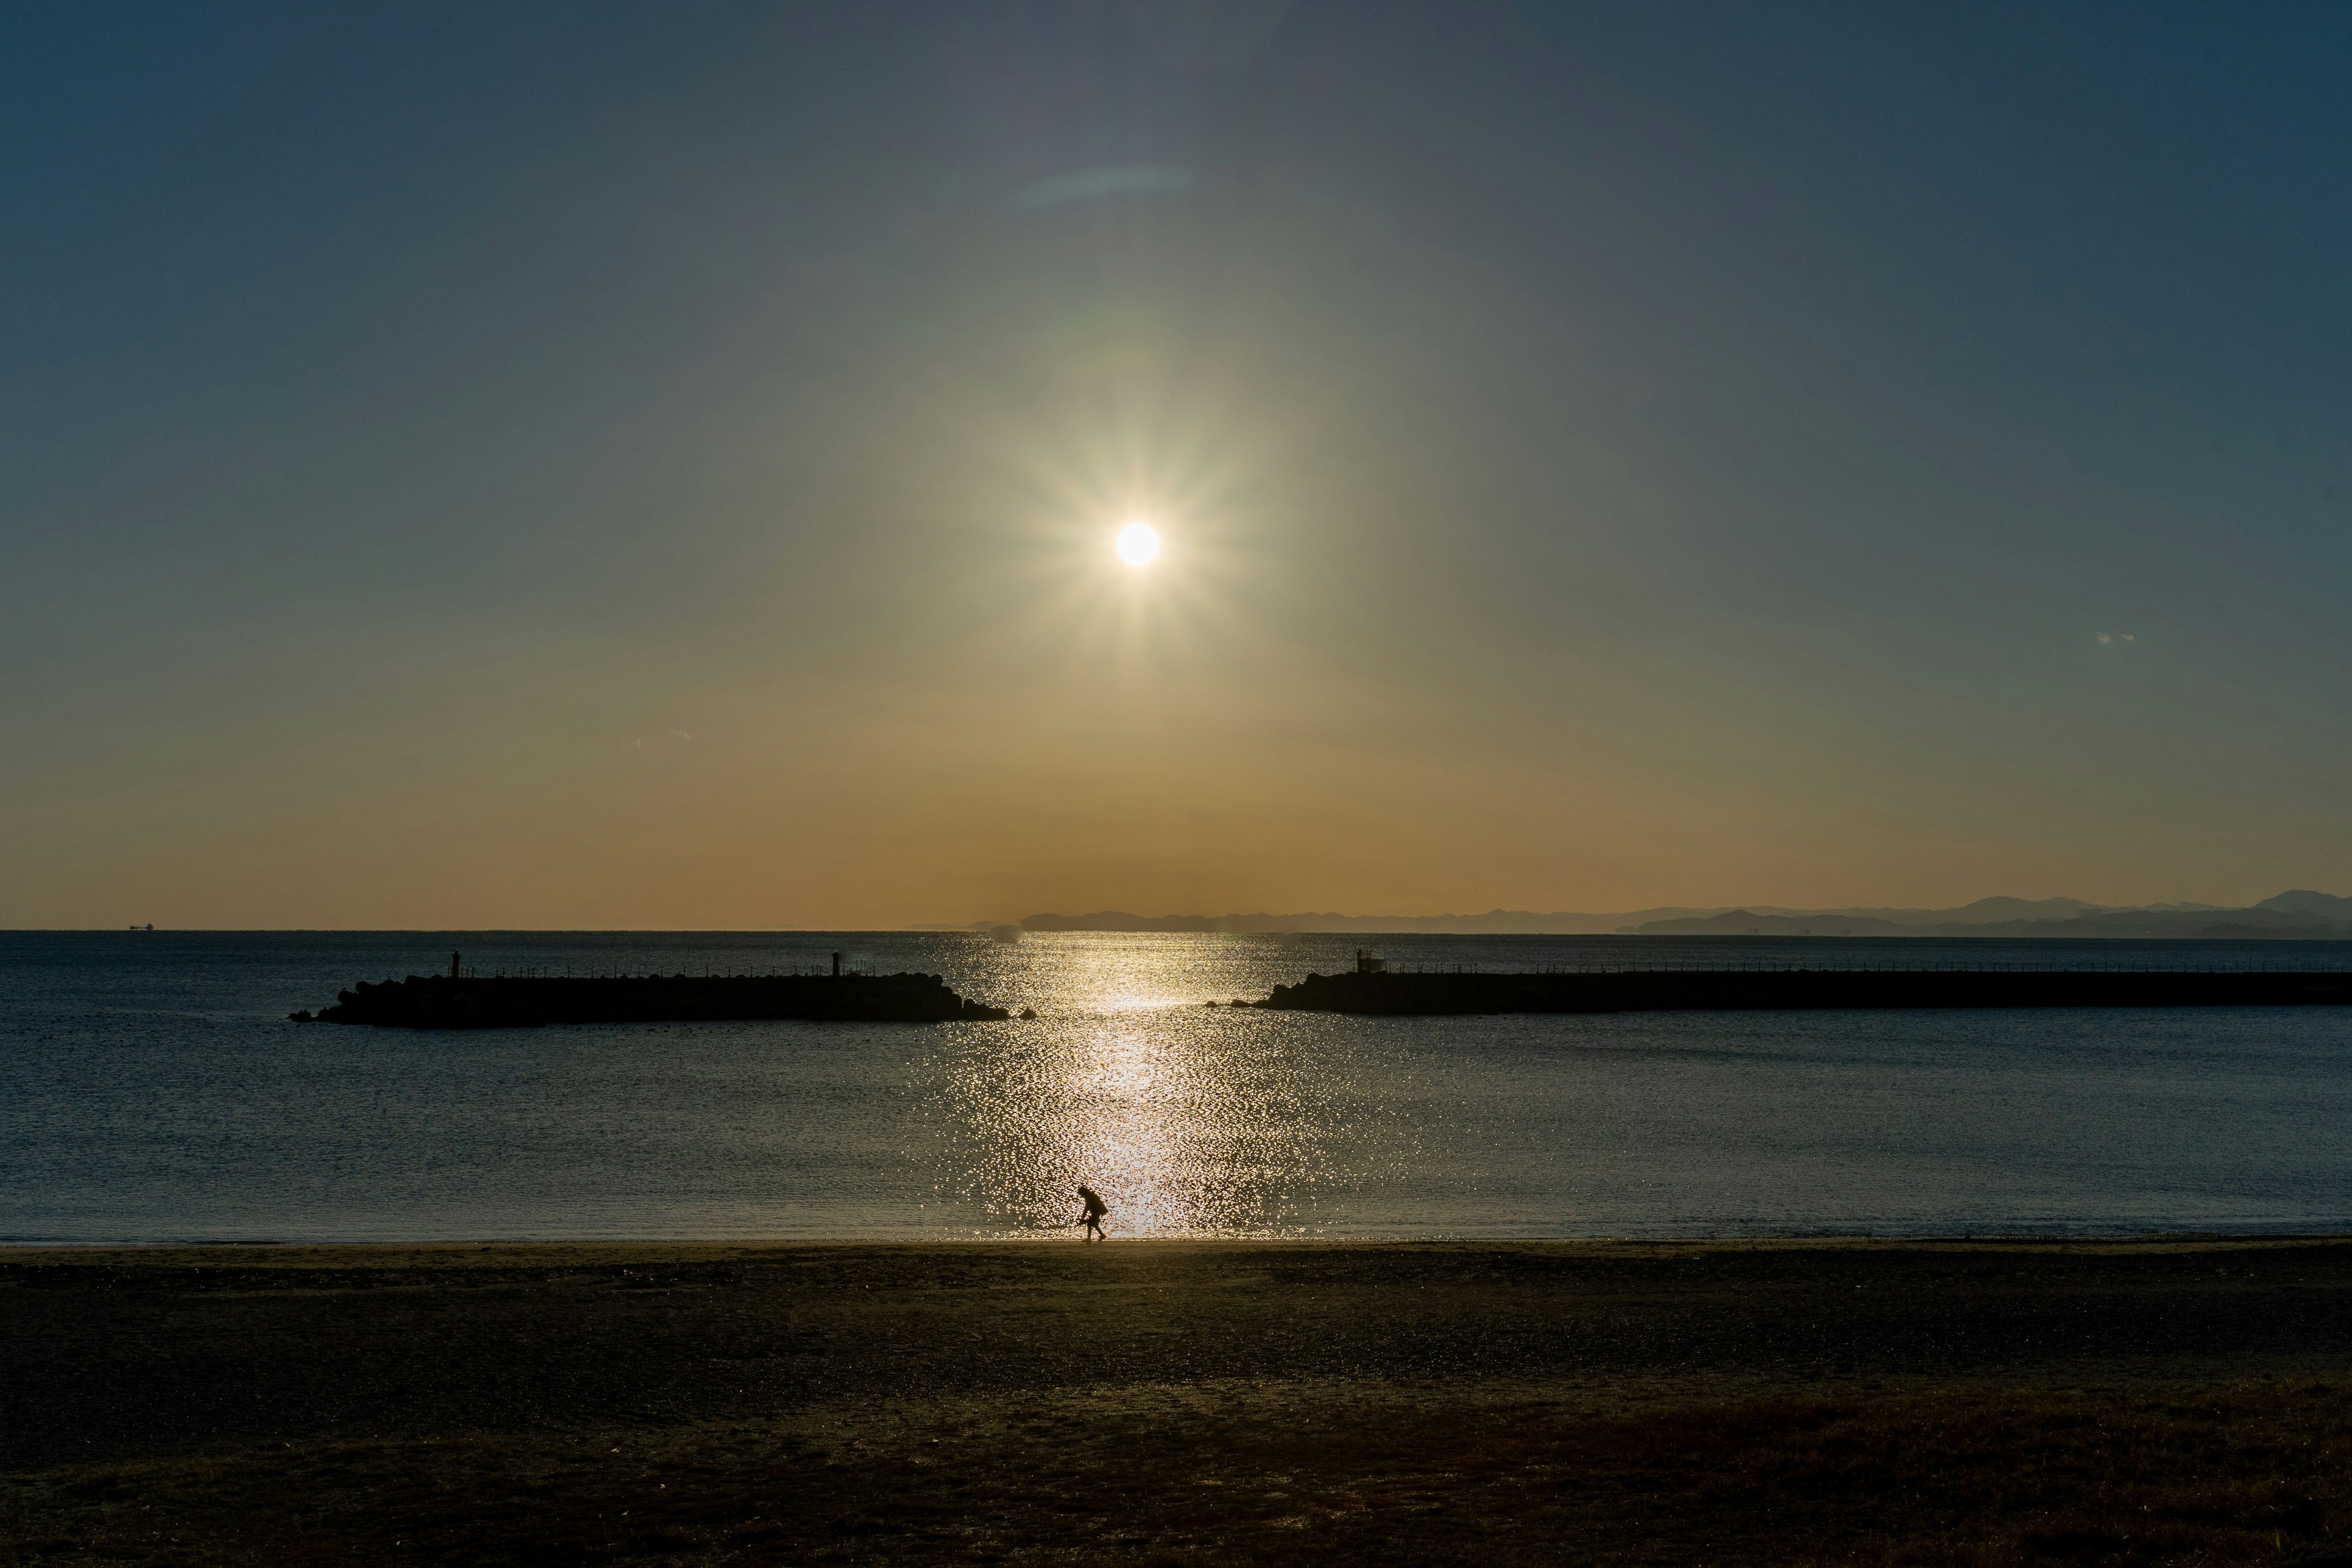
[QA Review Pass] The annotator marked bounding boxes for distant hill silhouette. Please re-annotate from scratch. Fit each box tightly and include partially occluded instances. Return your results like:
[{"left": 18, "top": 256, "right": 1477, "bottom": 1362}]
[
  {"left": 986, "top": 892, "right": 2350, "bottom": 938},
  {"left": 1621, "top": 895, "right": 2349, "bottom": 939},
  {"left": 1627, "top": 907, "right": 2348, "bottom": 939},
  {"left": 2257, "top": 889, "right": 2352, "bottom": 919}
]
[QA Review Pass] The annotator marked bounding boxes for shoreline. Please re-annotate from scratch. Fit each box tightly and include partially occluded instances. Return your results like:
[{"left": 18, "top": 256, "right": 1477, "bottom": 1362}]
[
  {"left": 9, "top": 1229, "right": 2352, "bottom": 1254},
  {"left": 9, "top": 1229, "right": 2352, "bottom": 1250}
]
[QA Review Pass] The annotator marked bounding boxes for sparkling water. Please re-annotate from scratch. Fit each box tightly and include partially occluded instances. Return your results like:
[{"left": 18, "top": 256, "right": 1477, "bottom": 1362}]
[{"left": 5, "top": 930, "right": 2350, "bottom": 1243}]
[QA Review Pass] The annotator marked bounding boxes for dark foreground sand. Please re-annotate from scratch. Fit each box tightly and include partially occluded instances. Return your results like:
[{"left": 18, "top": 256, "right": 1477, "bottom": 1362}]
[{"left": 6, "top": 1238, "right": 2352, "bottom": 1564}]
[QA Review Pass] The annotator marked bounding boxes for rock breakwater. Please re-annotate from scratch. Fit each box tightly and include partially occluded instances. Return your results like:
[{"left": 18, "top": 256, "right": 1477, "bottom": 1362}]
[
  {"left": 293, "top": 972, "right": 1009, "bottom": 1029},
  {"left": 1257, "top": 967, "right": 2352, "bottom": 1016}
]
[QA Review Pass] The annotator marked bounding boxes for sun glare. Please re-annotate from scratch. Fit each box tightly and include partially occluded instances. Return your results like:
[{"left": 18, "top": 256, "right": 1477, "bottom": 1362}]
[{"left": 1115, "top": 521, "right": 1161, "bottom": 567}]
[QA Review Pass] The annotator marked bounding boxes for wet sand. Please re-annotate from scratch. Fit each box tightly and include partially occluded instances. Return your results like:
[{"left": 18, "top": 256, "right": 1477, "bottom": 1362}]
[{"left": 6, "top": 1238, "right": 2351, "bottom": 1563}]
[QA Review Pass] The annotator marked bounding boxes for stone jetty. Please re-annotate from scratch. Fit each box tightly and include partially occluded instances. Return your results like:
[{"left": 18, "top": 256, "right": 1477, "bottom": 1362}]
[
  {"left": 293, "top": 971, "right": 1009, "bottom": 1029},
  {"left": 1256, "top": 966, "right": 2352, "bottom": 1016}
]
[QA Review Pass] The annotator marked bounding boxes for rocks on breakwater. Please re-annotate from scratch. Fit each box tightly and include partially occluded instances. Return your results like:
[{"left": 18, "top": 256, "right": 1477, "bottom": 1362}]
[
  {"left": 290, "top": 972, "right": 1010, "bottom": 1029},
  {"left": 1256, "top": 967, "right": 2352, "bottom": 1016}
]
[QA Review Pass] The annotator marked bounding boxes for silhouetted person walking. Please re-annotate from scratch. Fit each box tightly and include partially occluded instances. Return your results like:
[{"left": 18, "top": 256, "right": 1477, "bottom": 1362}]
[{"left": 1077, "top": 1185, "right": 1108, "bottom": 1242}]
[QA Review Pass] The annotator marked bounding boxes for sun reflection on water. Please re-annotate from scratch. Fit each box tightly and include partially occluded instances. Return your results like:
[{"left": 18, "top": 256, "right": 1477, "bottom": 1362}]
[
  {"left": 927, "top": 937, "right": 1397, "bottom": 1237},
  {"left": 937, "top": 1009, "right": 1352, "bottom": 1237}
]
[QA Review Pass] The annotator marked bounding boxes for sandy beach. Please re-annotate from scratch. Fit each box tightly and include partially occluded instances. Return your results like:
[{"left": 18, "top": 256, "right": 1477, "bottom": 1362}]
[{"left": 4, "top": 1237, "right": 2350, "bottom": 1563}]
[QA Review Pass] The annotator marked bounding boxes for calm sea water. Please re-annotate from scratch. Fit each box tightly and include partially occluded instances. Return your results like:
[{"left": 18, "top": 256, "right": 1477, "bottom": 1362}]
[{"left": 5, "top": 930, "right": 2351, "bottom": 1243}]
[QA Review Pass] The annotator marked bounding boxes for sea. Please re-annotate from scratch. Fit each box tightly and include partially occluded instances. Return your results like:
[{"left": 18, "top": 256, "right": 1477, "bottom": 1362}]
[{"left": 6, "top": 930, "right": 2351, "bottom": 1245}]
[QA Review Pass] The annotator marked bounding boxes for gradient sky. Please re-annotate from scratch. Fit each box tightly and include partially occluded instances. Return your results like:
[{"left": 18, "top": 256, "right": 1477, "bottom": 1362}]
[{"left": 6, "top": 2, "right": 2350, "bottom": 929}]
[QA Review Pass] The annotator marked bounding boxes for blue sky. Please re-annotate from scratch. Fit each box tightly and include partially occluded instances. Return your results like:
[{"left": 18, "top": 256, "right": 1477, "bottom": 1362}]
[{"left": 5, "top": 2, "right": 2348, "bottom": 926}]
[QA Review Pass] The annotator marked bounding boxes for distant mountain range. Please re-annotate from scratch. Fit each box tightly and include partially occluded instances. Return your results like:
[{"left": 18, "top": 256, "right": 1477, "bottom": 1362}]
[{"left": 982, "top": 890, "right": 2352, "bottom": 939}]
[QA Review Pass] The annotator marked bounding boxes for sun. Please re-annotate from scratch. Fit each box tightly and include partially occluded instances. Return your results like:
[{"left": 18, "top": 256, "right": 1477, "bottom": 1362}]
[{"left": 1115, "top": 521, "right": 1161, "bottom": 567}]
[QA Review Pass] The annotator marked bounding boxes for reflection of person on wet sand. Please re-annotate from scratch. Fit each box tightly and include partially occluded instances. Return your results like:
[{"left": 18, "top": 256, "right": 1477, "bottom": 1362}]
[{"left": 1077, "top": 1185, "right": 1108, "bottom": 1242}]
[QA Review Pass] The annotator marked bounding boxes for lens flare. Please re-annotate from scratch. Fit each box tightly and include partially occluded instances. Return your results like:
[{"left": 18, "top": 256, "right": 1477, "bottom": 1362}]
[{"left": 1115, "top": 521, "right": 1161, "bottom": 567}]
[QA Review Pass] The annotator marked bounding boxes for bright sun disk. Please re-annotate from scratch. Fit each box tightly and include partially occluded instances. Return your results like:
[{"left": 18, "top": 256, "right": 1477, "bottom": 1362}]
[{"left": 1115, "top": 521, "right": 1161, "bottom": 567}]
